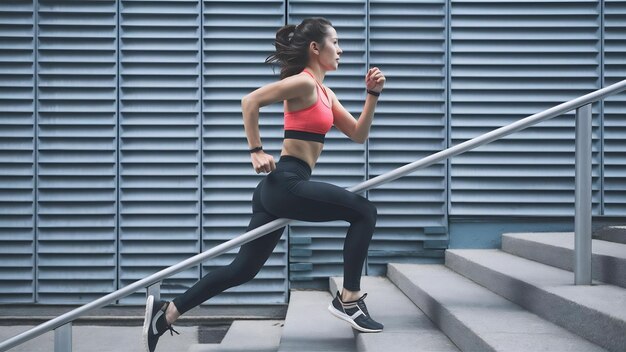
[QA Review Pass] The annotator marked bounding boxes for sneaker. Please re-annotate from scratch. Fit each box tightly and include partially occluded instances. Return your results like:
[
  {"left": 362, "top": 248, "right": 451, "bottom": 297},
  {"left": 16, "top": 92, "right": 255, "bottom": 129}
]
[
  {"left": 142, "top": 295, "right": 179, "bottom": 352},
  {"left": 327, "top": 291, "right": 384, "bottom": 333}
]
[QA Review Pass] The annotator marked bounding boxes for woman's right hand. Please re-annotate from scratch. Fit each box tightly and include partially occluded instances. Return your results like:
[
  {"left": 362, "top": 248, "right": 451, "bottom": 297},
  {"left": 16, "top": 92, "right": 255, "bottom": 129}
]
[{"left": 251, "top": 151, "right": 276, "bottom": 174}]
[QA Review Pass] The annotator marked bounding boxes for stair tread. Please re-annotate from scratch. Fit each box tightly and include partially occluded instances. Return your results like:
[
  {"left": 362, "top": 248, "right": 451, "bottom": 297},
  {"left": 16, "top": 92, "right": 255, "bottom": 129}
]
[
  {"left": 594, "top": 226, "right": 626, "bottom": 244},
  {"left": 448, "top": 249, "right": 626, "bottom": 322},
  {"left": 389, "top": 263, "right": 606, "bottom": 352},
  {"left": 329, "top": 276, "right": 460, "bottom": 352},
  {"left": 187, "top": 320, "right": 283, "bottom": 352},
  {"left": 502, "top": 232, "right": 626, "bottom": 288},
  {"left": 277, "top": 290, "right": 355, "bottom": 352},
  {"left": 504, "top": 232, "right": 626, "bottom": 259},
  {"left": 222, "top": 320, "right": 283, "bottom": 346}
]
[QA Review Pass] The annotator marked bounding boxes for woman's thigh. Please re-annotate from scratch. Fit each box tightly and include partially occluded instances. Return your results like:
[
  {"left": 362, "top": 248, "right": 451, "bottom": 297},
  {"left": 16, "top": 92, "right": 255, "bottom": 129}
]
[{"left": 261, "top": 174, "right": 375, "bottom": 223}]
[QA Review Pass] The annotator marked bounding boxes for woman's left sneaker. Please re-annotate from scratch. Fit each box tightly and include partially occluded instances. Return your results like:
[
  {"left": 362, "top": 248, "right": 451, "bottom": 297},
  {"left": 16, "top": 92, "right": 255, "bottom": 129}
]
[
  {"left": 142, "top": 295, "right": 179, "bottom": 352},
  {"left": 328, "top": 291, "right": 384, "bottom": 333}
]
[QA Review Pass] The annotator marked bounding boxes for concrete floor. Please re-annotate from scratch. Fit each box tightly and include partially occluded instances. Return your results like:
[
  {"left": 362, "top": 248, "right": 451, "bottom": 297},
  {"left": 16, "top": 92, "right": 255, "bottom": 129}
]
[{"left": 1, "top": 325, "right": 200, "bottom": 352}]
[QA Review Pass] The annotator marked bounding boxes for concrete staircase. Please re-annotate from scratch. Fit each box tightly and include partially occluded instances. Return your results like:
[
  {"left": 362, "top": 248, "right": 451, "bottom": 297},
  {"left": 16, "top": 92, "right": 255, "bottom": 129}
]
[{"left": 186, "top": 232, "right": 626, "bottom": 352}]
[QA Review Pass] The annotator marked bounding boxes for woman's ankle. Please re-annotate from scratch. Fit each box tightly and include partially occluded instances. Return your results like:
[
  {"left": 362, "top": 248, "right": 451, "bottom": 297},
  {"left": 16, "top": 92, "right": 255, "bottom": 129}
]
[
  {"left": 341, "top": 288, "right": 361, "bottom": 302},
  {"left": 165, "top": 302, "right": 181, "bottom": 325}
]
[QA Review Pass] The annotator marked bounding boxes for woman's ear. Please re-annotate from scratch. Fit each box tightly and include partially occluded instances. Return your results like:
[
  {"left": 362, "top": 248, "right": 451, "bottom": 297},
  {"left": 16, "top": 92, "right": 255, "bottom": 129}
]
[{"left": 309, "top": 41, "right": 320, "bottom": 56}]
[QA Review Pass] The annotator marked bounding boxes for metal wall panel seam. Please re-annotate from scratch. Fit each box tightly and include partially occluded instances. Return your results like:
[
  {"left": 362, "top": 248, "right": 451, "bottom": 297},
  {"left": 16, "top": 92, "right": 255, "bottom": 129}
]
[
  {"left": 34, "top": 0, "right": 39, "bottom": 303},
  {"left": 364, "top": 0, "right": 370, "bottom": 275},
  {"left": 445, "top": 0, "right": 452, "bottom": 222},
  {"left": 600, "top": 0, "right": 605, "bottom": 215},
  {"left": 199, "top": 0, "right": 204, "bottom": 281},
  {"left": 116, "top": 0, "right": 121, "bottom": 297},
  {"left": 284, "top": 0, "right": 290, "bottom": 291}
]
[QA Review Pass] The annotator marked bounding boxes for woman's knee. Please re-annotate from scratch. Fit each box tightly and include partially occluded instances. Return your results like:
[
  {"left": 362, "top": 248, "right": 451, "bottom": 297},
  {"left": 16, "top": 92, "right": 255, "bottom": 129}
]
[
  {"left": 226, "top": 258, "right": 263, "bottom": 286},
  {"left": 354, "top": 197, "right": 377, "bottom": 228}
]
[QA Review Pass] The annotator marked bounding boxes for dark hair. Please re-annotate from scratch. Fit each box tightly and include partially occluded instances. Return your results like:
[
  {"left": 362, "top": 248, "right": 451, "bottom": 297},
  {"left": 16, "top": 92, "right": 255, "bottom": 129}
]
[{"left": 265, "top": 17, "right": 333, "bottom": 79}]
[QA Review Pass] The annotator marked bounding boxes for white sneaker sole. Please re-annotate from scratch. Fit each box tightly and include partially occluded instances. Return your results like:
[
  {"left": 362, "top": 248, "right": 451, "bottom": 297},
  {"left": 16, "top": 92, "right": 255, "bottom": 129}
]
[
  {"left": 327, "top": 303, "right": 383, "bottom": 333},
  {"left": 142, "top": 295, "right": 155, "bottom": 352}
]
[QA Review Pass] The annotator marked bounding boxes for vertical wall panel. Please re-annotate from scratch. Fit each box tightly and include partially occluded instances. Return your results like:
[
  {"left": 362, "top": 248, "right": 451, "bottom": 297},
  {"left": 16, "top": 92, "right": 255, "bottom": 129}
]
[
  {"left": 36, "top": 0, "right": 117, "bottom": 303},
  {"left": 288, "top": 0, "right": 368, "bottom": 287},
  {"left": 119, "top": 0, "right": 201, "bottom": 304},
  {"left": 449, "top": 0, "right": 602, "bottom": 217},
  {"left": 604, "top": 0, "right": 626, "bottom": 215},
  {"left": 202, "top": 0, "right": 287, "bottom": 304},
  {"left": 0, "top": 0, "right": 35, "bottom": 303},
  {"left": 368, "top": 0, "right": 448, "bottom": 274}
]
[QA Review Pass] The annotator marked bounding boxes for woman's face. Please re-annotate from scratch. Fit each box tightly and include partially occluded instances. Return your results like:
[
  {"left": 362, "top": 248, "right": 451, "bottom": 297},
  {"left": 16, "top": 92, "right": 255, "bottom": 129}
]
[{"left": 316, "top": 26, "right": 343, "bottom": 71}]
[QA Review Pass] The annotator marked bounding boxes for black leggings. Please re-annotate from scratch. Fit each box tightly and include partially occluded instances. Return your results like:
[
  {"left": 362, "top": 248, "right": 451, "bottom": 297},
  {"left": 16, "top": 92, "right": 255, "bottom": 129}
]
[{"left": 173, "top": 155, "right": 377, "bottom": 314}]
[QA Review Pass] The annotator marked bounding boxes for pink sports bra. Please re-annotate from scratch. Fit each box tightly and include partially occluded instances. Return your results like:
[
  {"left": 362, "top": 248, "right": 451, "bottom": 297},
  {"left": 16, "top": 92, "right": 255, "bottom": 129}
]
[{"left": 283, "top": 69, "right": 334, "bottom": 144}]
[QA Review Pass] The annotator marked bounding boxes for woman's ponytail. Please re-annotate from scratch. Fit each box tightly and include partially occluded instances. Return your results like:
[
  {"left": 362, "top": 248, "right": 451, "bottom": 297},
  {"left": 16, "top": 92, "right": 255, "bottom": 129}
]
[
  {"left": 265, "top": 18, "right": 332, "bottom": 80},
  {"left": 275, "top": 24, "right": 296, "bottom": 51}
]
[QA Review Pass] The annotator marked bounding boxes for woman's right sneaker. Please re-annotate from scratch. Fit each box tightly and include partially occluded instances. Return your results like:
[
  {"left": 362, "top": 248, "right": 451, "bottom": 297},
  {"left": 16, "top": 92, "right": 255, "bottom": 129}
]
[
  {"left": 142, "top": 295, "right": 179, "bottom": 352},
  {"left": 327, "top": 291, "right": 384, "bottom": 333}
]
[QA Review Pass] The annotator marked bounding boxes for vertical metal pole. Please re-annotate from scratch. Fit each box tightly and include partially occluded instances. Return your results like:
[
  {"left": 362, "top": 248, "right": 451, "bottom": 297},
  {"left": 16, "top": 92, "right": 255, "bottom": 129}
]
[
  {"left": 575, "top": 104, "right": 592, "bottom": 285},
  {"left": 54, "top": 322, "right": 72, "bottom": 352},
  {"left": 147, "top": 282, "right": 161, "bottom": 302}
]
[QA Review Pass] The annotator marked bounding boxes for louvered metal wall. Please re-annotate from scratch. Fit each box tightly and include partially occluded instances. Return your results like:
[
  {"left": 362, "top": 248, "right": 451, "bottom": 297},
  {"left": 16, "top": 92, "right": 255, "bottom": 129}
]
[
  {"left": 0, "top": 0, "right": 35, "bottom": 303},
  {"left": 37, "top": 0, "right": 118, "bottom": 303},
  {"left": 449, "top": 0, "right": 602, "bottom": 217},
  {"left": 604, "top": 0, "right": 626, "bottom": 215},
  {"left": 367, "top": 0, "right": 448, "bottom": 274},
  {"left": 118, "top": 0, "right": 201, "bottom": 304},
  {"left": 0, "top": 0, "right": 625, "bottom": 305}
]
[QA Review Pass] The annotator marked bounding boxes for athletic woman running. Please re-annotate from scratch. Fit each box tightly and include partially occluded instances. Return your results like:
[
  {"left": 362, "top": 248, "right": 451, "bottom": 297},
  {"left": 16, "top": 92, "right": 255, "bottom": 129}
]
[{"left": 143, "top": 17, "right": 386, "bottom": 352}]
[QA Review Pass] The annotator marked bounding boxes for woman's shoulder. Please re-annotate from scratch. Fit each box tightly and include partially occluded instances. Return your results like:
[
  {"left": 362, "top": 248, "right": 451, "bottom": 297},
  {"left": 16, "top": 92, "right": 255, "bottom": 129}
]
[
  {"left": 276, "top": 72, "right": 317, "bottom": 99},
  {"left": 282, "top": 72, "right": 317, "bottom": 91}
]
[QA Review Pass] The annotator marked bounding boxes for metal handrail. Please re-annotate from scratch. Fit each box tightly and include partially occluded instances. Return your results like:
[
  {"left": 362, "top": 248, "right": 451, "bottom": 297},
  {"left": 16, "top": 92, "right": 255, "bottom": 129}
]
[{"left": 1, "top": 78, "right": 626, "bottom": 352}]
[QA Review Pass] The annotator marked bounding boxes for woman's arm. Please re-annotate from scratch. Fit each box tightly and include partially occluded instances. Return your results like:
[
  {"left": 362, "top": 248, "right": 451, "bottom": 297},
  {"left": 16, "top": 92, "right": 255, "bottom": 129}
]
[
  {"left": 241, "top": 74, "right": 315, "bottom": 173},
  {"left": 331, "top": 67, "right": 386, "bottom": 144}
]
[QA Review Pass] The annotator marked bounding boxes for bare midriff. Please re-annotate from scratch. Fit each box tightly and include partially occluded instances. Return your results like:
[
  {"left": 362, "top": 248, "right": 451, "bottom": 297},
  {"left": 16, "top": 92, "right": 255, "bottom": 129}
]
[{"left": 281, "top": 138, "right": 324, "bottom": 170}]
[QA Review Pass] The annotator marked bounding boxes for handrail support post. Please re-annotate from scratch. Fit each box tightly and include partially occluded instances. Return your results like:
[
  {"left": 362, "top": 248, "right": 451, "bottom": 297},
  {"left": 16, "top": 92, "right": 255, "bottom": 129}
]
[
  {"left": 575, "top": 103, "right": 593, "bottom": 285},
  {"left": 54, "top": 322, "right": 72, "bottom": 352},
  {"left": 147, "top": 282, "right": 161, "bottom": 302}
]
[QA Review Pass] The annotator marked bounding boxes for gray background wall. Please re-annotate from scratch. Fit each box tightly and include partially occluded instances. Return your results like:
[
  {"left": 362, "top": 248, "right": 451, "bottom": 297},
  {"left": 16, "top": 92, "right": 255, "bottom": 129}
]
[{"left": 0, "top": 0, "right": 624, "bottom": 306}]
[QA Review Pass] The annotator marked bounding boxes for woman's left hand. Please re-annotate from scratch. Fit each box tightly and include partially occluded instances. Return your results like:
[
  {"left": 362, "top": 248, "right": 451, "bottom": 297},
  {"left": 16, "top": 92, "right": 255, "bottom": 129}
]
[{"left": 366, "top": 67, "right": 385, "bottom": 93}]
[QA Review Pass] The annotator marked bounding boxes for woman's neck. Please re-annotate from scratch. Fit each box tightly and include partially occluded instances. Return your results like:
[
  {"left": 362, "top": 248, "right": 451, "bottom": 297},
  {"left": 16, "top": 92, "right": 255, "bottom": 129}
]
[{"left": 305, "top": 65, "right": 326, "bottom": 83}]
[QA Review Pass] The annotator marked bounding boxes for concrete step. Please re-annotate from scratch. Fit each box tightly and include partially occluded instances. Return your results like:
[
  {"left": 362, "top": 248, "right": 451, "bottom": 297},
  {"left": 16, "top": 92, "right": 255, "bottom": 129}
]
[
  {"left": 328, "top": 276, "right": 459, "bottom": 352},
  {"left": 502, "top": 232, "right": 626, "bottom": 288},
  {"left": 594, "top": 225, "right": 626, "bottom": 245},
  {"left": 187, "top": 320, "right": 283, "bottom": 352},
  {"left": 277, "top": 290, "right": 355, "bottom": 352},
  {"left": 388, "top": 263, "right": 606, "bottom": 352},
  {"left": 446, "top": 249, "right": 626, "bottom": 352}
]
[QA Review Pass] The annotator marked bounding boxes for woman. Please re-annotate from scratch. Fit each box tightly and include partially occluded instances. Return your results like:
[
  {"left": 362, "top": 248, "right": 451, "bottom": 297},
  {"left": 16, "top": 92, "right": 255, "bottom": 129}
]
[{"left": 143, "top": 17, "right": 386, "bottom": 352}]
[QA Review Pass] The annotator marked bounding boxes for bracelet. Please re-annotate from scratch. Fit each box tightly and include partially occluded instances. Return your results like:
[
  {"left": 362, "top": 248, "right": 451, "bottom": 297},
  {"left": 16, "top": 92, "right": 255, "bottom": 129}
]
[
  {"left": 367, "top": 89, "right": 380, "bottom": 97},
  {"left": 249, "top": 146, "right": 263, "bottom": 153}
]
